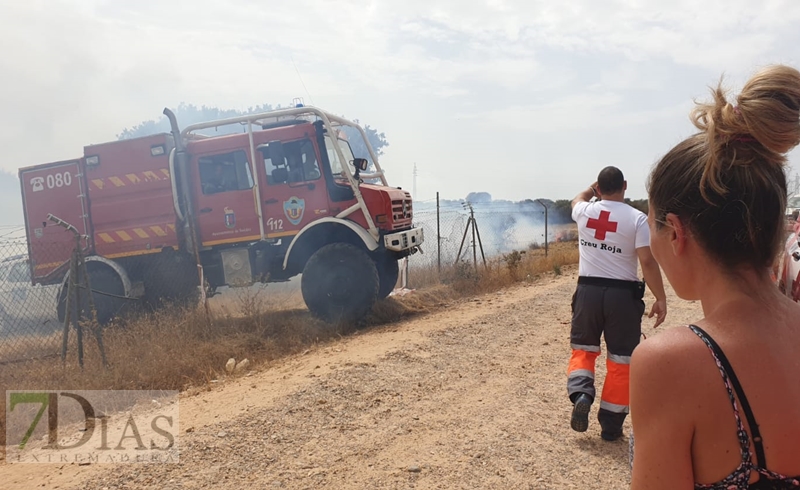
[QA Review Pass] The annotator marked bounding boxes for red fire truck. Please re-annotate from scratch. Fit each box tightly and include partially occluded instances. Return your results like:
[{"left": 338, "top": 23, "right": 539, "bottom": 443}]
[{"left": 18, "top": 104, "right": 423, "bottom": 325}]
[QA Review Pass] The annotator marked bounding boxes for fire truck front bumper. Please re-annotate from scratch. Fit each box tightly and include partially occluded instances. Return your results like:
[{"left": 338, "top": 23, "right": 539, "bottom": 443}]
[{"left": 384, "top": 227, "right": 424, "bottom": 253}]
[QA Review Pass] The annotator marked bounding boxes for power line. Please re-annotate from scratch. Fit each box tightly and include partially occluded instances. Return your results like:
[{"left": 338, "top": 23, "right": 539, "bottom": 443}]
[{"left": 290, "top": 54, "right": 314, "bottom": 106}]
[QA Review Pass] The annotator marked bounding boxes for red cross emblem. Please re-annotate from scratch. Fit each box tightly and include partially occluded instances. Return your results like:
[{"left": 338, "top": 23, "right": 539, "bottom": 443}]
[{"left": 586, "top": 210, "right": 618, "bottom": 240}]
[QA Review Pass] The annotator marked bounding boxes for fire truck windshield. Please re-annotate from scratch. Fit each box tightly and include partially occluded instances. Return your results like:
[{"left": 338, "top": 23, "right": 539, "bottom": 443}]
[{"left": 324, "top": 135, "right": 356, "bottom": 178}]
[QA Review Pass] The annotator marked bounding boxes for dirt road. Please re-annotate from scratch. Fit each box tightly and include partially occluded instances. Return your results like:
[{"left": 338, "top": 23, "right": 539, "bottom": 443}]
[{"left": 2, "top": 264, "right": 702, "bottom": 489}]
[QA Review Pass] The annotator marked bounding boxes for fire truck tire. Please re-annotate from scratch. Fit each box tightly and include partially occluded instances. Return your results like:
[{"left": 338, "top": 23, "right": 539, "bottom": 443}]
[
  {"left": 58, "top": 267, "right": 126, "bottom": 327},
  {"left": 301, "top": 243, "right": 379, "bottom": 324},
  {"left": 375, "top": 254, "right": 400, "bottom": 300},
  {"left": 88, "top": 268, "right": 127, "bottom": 326},
  {"left": 142, "top": 254, "right": 200, "bottom": 309}
]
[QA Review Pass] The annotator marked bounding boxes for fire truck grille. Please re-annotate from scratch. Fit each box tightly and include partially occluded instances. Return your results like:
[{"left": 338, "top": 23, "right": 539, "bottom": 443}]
[{"left": 391, "top": 197, "right": 413, "bottom": 228}]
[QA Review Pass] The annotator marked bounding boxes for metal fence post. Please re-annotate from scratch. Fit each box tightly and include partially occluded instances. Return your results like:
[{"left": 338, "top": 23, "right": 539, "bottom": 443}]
[
  {"left": 48, "top": 213, "right": 107, "bottom": 369},
  {"left": 536, "top": 199, "right": 548, "bottom": 257},
  {"left": 436, "top": 191, "right": 441, "bottom": 275}
]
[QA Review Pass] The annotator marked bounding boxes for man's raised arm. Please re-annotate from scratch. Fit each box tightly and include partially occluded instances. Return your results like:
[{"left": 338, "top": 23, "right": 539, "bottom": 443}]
[{"left": 572, "top": 181, "right": 599, "bottom": 209}]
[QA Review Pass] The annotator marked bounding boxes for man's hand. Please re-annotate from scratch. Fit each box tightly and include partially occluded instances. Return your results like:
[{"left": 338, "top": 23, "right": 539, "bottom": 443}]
[
  {"left": 648, "top": 299, "right": 667, "bottom": 328},
  {"left": 637, "top": 246, "right": 668, "bottom": 328},
  {"left": 589, "top": 181, "right": 599, "bottom": 198}
]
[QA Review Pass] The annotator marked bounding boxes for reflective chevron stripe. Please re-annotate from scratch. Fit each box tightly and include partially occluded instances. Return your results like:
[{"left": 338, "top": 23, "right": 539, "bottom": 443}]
[
  {"left": 95, "top": 224, "right": 176, "bottom": 243},
  {"left": 89, "top": 168, "right": 171, "bottom": 189}
]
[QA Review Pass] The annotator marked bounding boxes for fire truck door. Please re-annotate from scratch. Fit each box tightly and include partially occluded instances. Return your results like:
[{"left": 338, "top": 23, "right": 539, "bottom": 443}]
[
  {"left": 257, "top": 137, "right": 330, "bottom": 239},
  {"left": 192, "top": 149, "right": 261, "bottom": 246},
  {"left": 20, "top": 160, "right": 90, "bottom": 282}
]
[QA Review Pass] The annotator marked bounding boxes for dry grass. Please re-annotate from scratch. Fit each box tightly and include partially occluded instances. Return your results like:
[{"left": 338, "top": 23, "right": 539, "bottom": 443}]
[
  {"left": 408, "top": 240, "right": 578, "bottom": 293},
  {"left": 0, "top": 234, "right": 579, "bottom": 448}
]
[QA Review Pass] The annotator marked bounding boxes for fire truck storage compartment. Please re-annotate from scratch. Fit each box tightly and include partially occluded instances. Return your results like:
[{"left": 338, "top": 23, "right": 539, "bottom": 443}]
[
  {"left": 83, "top": 133, "right": 180, "bottom": 259},
  {"left": 20, "top": 159, "right": 90, "bottom": 284}
]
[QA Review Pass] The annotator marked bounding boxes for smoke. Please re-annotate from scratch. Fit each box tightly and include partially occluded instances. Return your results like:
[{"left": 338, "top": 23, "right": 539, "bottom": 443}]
[
  {"left": 0, "top": 171, "right": 25, "bottom": 228},
  {"left": 410, "top": 193, "right": 574, "bottom": 268}
]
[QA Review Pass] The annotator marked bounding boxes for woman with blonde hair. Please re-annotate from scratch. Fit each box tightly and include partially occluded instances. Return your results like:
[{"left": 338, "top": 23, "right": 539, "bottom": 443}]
[{"left": 629, "top": 64, "right": 800, "bottom": 489}]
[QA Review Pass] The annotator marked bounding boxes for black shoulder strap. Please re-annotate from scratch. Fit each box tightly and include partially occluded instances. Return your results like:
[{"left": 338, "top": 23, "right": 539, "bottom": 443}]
[{"left": 689, "top": 325, "right": 767, "bottom": 467}]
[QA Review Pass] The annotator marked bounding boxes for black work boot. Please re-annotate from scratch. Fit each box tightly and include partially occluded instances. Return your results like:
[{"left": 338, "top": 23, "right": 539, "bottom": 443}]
[
  {"left": 601, "top": 429, "right": 623, "bottom": 441},
  {"left": 598, "top": 408, "right": 626, "bottom": 441},
  {"left": 570, "top": 393, "right": 593, "bottom": 432}
]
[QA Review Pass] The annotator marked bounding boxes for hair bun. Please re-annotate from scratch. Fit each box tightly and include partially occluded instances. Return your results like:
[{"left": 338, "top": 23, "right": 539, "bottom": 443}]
[
  {"left": 735, "top": 64, "right": 800, "bottom": 155},
  {"left": 689, "top": 64, "right": 800, "bottom": 199}
]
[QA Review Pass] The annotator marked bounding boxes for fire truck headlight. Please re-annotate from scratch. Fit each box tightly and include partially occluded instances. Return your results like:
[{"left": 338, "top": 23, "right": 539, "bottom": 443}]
[
  {"left": 150, "top": 145, "right": 166, "bottom": 156},
  {"left": 86, "top": 155, "right": 99, "bottom": 166}
]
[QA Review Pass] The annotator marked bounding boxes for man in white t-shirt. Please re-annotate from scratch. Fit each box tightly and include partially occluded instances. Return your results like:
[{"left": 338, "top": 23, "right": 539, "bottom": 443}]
[{"left": 567, "top": 166, "right": 667, "bottom": 442}]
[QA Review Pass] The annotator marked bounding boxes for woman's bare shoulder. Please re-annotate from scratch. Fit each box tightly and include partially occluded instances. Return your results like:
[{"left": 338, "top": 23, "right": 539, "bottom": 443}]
[
  {"left": 635, "top": 323, "right": 708, "bottom": 353},
  {"left": 631, "top": 325, "right": 714, "bottom": 394}
]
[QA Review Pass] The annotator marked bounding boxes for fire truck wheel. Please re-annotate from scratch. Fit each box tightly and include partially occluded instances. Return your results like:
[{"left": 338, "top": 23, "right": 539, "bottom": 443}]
[
  {"left": 58, "top": 267, "right": 125, "bottom": 327},
  {"left": 375, "top": 254, "right": 400, "bottom": 300},
  {"left": 301, "top": 243, "right": 379, "bottom": 324},
  {"left": 88, "top": 267, "right": 127, "bottom": 326},
  {"left": 142, "top": 254, "right": 200, "bottom": 309}
]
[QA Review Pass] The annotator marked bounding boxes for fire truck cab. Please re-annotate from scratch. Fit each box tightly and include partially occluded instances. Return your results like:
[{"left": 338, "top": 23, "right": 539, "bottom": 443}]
[{"left": 19, "top": 104, "right": 423, "bottom": 325}]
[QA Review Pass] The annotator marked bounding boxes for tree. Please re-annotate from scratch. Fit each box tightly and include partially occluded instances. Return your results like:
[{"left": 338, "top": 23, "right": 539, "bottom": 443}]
[
  {"left": 117, "top": 103, "right": 276, "bottom": 139},
  {"left": 338, "top": 119, "right": 389, "bottom": 163},
  {"left": 117, "top": 103, "right": 389, "bottom": 160},
  {"left": 465, "top": 192, "right": 492, "bottom": 204},
  {"left": 624, "top": 199, "right": 649, "bottom": 215},
  {"left": 552, "top": 199, "right": 573, "bottom": 222}
]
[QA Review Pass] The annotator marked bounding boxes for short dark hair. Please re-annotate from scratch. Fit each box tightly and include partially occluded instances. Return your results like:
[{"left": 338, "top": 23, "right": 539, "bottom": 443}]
[{"left": 597, "top": 166, "right": 624, "bottom": 194}]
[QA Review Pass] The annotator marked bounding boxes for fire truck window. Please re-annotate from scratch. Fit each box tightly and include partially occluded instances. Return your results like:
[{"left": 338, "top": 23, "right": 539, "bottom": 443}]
[
  {"left": 264, "top": 138, "right": 320, "bottom": 185},
  {"left": 199, "top": 150, "right": 253, "bottom": 195},
  {"left": 324, "top": 135, "right": 356, "bottom": 177}
]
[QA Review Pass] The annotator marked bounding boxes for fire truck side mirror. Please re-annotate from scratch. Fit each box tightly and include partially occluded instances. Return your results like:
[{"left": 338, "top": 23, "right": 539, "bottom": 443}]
[
  {"left": 267, "top": 141, "right": 285, "bottom": 167},
  {"left": 352, "top": 158, "right": 369, "bottom": 171}
]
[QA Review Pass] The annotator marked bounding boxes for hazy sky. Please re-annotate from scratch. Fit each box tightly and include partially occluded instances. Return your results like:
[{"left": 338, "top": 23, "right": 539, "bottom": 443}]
[{"left": 2, "top": 0, "right": 800, "bottom": 212}]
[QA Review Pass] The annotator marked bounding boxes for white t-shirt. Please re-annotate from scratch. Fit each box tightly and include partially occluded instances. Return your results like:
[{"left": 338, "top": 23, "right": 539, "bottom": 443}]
[{"left": 572, "top": 200, "right": 650, "bottom": 282}]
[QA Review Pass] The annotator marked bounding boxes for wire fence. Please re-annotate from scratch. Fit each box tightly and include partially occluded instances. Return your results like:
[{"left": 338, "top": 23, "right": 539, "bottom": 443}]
[
  {"left": 0, "top": 203, "right": 577, "bottom": 365},
  {"left": 406, "top": 202, "right": 576, "bottom": 274},
  {"left": 0, "top": 237, "right": 64, "bottom": 365}
]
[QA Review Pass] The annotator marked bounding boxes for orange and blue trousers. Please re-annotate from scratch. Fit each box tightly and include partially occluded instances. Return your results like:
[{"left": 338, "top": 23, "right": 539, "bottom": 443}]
[{"left": 567, "top": 277, "right": 645, "bottom": 432}]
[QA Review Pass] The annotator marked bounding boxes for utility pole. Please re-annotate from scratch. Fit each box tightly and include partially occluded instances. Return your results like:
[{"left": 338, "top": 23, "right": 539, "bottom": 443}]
[
  {"left": 794, "top": 172, "right": 800, "bottom": 196},
  {"left": 413, "top": 163, "right": 418, "bottom": 198}
]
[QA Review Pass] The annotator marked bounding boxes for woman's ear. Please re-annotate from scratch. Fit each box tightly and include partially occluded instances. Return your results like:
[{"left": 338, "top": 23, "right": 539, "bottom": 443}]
[{"left": 664, "top": 213, "right": 686, "bottom": 256}]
